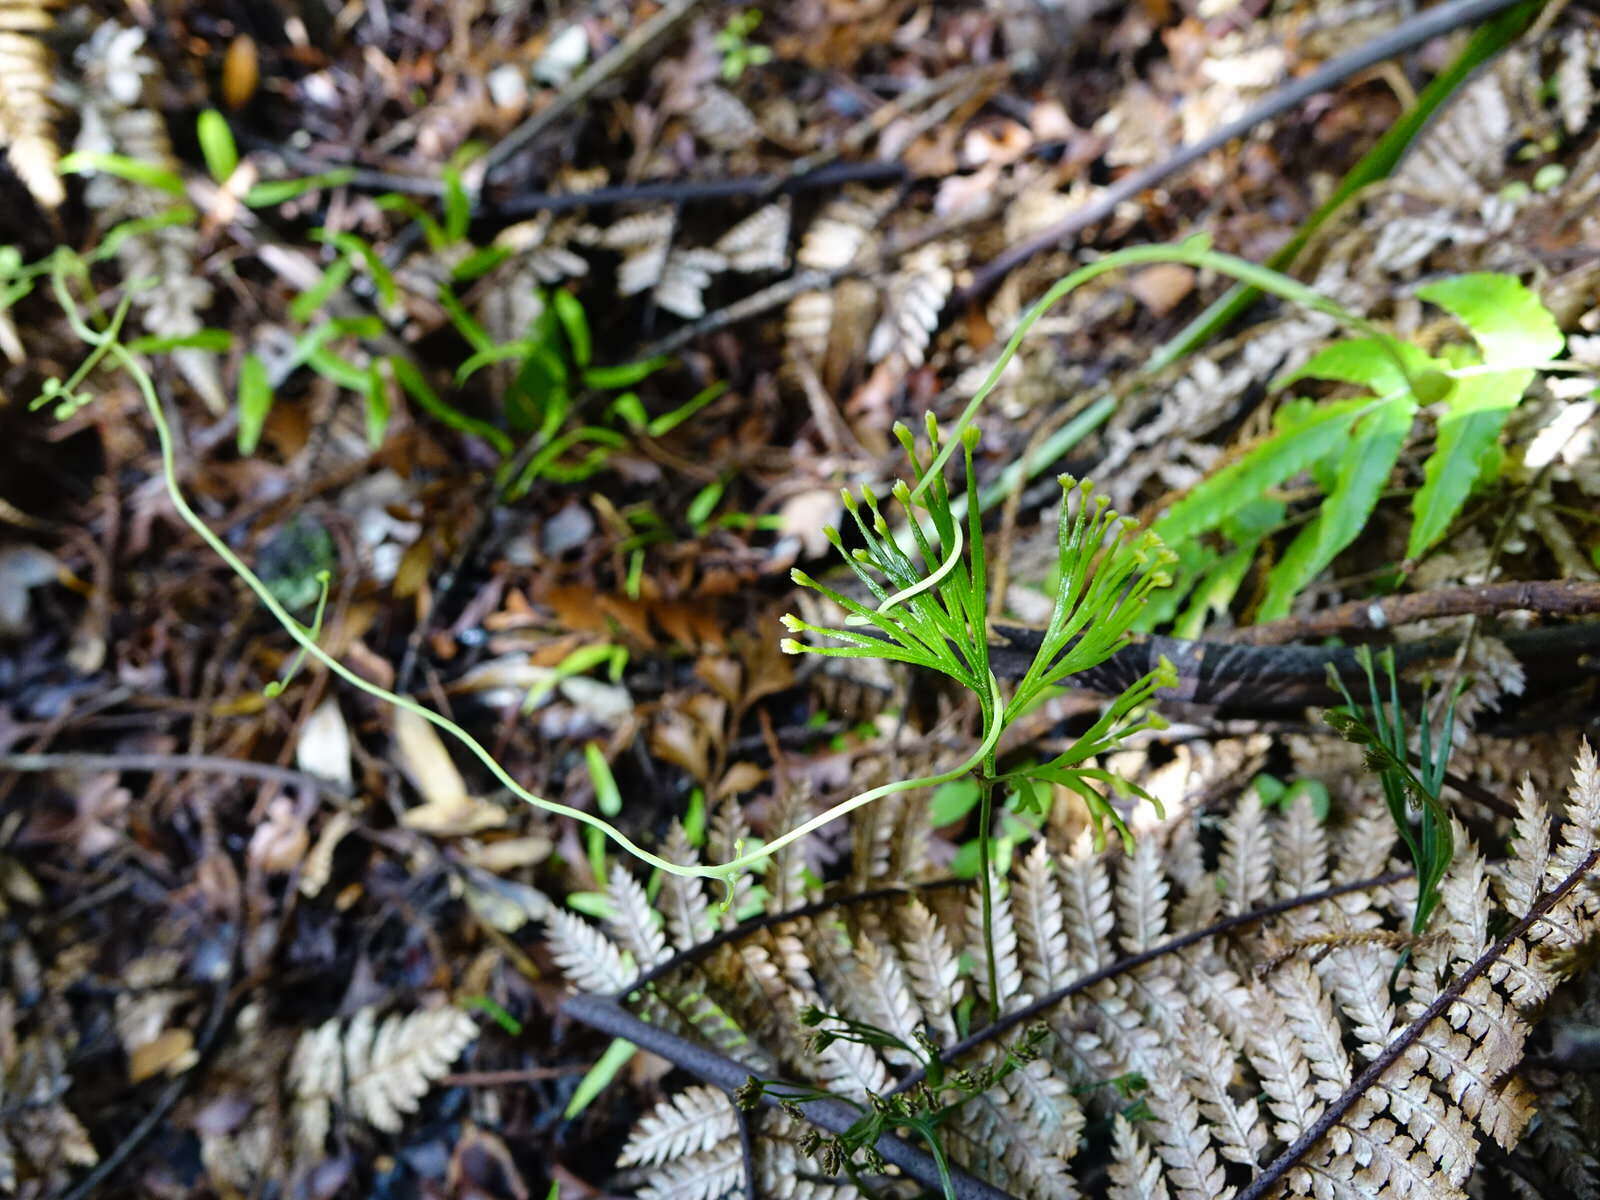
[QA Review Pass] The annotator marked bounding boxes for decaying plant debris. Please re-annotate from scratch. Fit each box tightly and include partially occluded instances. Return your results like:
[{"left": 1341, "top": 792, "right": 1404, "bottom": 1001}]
[{"left": 2, "top": 1, "right": 1600, "bottom": 1198}]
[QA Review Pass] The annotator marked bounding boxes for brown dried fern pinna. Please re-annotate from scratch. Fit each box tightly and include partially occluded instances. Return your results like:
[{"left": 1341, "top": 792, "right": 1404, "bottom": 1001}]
[{"left": 552, "top": 741, "right": 1600, "bottom": 1199}]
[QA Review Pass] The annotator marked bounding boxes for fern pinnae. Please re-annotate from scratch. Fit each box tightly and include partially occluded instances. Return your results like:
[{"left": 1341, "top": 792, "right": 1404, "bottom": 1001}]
[
  {"left": 1060, "top": 834, "right": 1117, "bottom": 976},
  {"left": 549, "top": 907, "right": 635, "bottom": 993},
  {"left": 1178, "top": 1015, "right": 1267, "bottom": 1168},
  {"left": 1239, "top": 799, "right": 1600, "bottom": 1200},
  {"left": 1166, "top": 815, "right": 1220, "bottom": 933},
  {"left": 659, "top": 823, "right": 716, "bottom": 952},
  {"left": 636, "top": 1138, "right": 745, "bottom": 1200},
  {"left": 896, "top": 896, "right": 963, "bottom": 1044},
  {"left": 620, "top": 1086, "right": 739, "bottom": 1167},
  {"left": 1323, "top": 939, "right": 1399, "bottom": 1062},
  {"left": 1145, "top": 1051, "right": 1232, "bottom": 1200},
  {"left": 1263, "top": 957, "right": 1351, "bottom": 1101},
  {"left": 1551, "top": 737, "right": 1600, "bottom": 886},
  {"left": 814, "top": 1023, "right": 894, "bottom": 1103},
  {"left": 846, "top": 934, "right": 921, "bottom": 1068},
  {"left": 1116, "top": 833, "right": 1171, "bottom": 956},
  {"left": 1220, "top": 796, "right": 1273, "bottom": 917},
  {"left": 1245, "top": 981, "right": 1327, "bottom": 1143},
  {"left": 1495, "top": 776, "right": 1551, "bottom": 919},
  {"left": 305, "top": 1005, "right": 480, "bottom": 1136},
  {"left": 608, "top": 867, "right": 670, "bottom": 969},
  {"left": 1013, "top": 840, "right": 1072, "bottom": 999},
  {"left": 1273, "top": 790, "right": 1330, "bottom": 914},
  {"left": 965, "top": 871, "right": 1023, "bottom": 1009},
  {"left": 1110, "top": 1113, "right": 1174, "bottom": 1200},
  {"left": 1437, "top": 820, "right": 1491, "bottom": 969}
]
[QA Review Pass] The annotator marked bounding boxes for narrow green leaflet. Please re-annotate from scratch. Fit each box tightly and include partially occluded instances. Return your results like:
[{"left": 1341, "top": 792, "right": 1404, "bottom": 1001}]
[
  {"left": 59, "top": 151, "right": 184, "bottom": 196},
  {"left": 1259, "top": 392, "right": 1414, "bottom": 620},
  {"left": 236, "top": 353, "right": 272, "bottom": 455},
  {"left": 363, "top": 362, "right": 390, "bottom": 448},
  {"left": 1407, "top": 274, "right": 1562, "bottom": 559},
  {"left": 1152, "top": 396, "right": 1367, "bottom": 545},
  {"left": 243, "top": 169, "right": 355, "bottom": 208},
  {"left": 389, "top": 355, "right": 513, "bottom": 456},
  {"left": 552, "top": 288, "right": 591, "bottom": 368},
  {"left": 196, "top": 110, "right": 239, "bottom": 184}
]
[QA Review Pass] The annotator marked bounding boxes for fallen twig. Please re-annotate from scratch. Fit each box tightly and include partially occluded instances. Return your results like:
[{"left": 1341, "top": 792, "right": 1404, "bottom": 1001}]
[
  {"left": 1227, "top": 580, "right": 1600, "bottom": 646},
  {"left": 0, "top": 752, "right": 354, "bottom": 799}
]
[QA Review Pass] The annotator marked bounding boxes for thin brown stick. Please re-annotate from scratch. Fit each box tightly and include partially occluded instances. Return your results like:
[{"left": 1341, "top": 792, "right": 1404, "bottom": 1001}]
[
  {"left": 0, "top": 752, "right": 353, "bottom": 799},
  {"left": 1228, "top": 580, "right": 1600, "bottom": 647}
]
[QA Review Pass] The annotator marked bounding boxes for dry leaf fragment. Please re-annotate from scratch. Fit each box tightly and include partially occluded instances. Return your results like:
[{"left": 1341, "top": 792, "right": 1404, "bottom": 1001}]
[
  {"left": 1127, "top": 263, "right": 1196, "bottom": 318},
  {"left": 221, "top": 33, "right": 258, "bottom": 108},
  {"left": 296, "top": 698, "right": 354, "bottom": 792},
  {"left": 463, "top": 835, "right": 554, "bottom": 874},
  {"left": 299, "top": 810, "right": 357, "bottom": 899},
  {"left": 128, "top": 1027, "right": 196, "bottom": 1082},
  {"left": 249, "top": 797, "right": 310, "bottom": 875},
  {"left": 0, "top": 544, "right": 59, "bottom": 636},
  {"left": 393, "top": 709, "right": 508, "bottom": 836}
]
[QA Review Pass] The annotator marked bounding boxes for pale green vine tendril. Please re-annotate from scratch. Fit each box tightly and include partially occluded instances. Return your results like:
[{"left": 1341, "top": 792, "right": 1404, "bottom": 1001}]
[
  {"left": 56, "top": 237, "right": 1419, "bottom": 892},
  {"left": 118, "top": 342, "right": 1000, "bottom": 882},
  {"left": 44, "top": 242, "right": 1000, "bottom": 887},
  {"left": 264, "top": 569, "right": 331, "bottom": 698},
  {"left": 894, "top": 235, "right": 1413, "bottom": 605}
]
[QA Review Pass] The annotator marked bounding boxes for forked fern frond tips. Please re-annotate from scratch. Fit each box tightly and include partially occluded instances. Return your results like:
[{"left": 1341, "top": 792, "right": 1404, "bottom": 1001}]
[{"left": 784, "top": 422, "right": 1176, "bottom": 848}]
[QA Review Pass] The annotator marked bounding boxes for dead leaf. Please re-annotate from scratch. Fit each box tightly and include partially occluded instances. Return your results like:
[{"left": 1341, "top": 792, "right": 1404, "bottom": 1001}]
[
  {"left": 129, "top": 1028, "right": 197, "bottom": 1082},
  {"left": 716, "top": 761, "right": 766, "bottom": 798},
  {"left": 1127, "top": 263, "right": 1196, "bottom": 317},
  {"left": 649, "top": 710, "right": 711, "bottom": 782},
  {"left": 299, "top": 810, "right": 356, "bottom": 899},
  {"left": 463, "top": 836, "right": 553, "bottom": 873},
  {"left": 221, "top": 34, "right": 259, "bottom": 108},
  {"left": 296, "top": 698, "right": 353, "bottom": 791},
  {"left": 778, "top": 489, "right": 843, "bottom": 558},
  {"left": 248, "top": 797, "right": 310, "bottom": 875},
  {"left": 0, "top": 544, "right": 59, "bottom": 636},
  {"left": 393, "top": 710, "right": 509, "bottom": 836}
]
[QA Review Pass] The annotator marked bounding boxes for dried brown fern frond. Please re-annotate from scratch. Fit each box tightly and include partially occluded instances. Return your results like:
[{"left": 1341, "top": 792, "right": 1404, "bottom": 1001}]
[
  {"left": 289, "top": 1003, "right": 478, "bottom": 1156},
  {"left": 0, "top": 0, "right": 63, "bottom": 211},
  {"left": 556, "top": 739, "right": 1600, "bottom": 1199}
]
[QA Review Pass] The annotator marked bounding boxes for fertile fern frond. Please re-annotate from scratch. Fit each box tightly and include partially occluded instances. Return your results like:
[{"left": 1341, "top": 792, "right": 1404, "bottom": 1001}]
[{"left": 553, "top": 741, "right": 1600, "bottom": 1198}]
